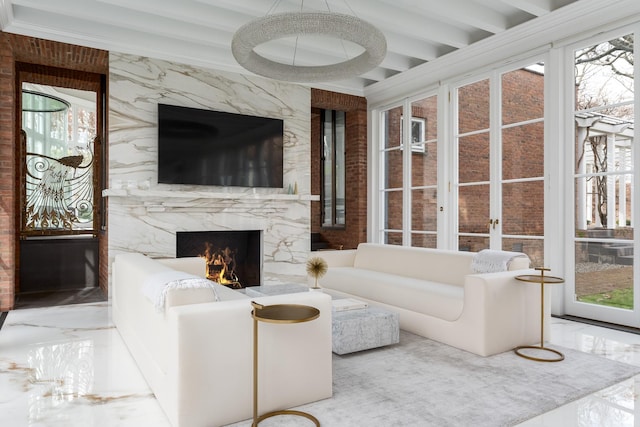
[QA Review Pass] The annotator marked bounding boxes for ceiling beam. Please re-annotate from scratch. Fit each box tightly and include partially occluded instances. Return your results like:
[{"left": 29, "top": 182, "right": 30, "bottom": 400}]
[
  {"left": 503, "top": 0, "right": 553, "bottom": 17},
  {"left": 96, "top": 0, "right": 249, "bottom": 31},
  {"left": 380, "top": 0, "right": 510, "bottom": 34}
]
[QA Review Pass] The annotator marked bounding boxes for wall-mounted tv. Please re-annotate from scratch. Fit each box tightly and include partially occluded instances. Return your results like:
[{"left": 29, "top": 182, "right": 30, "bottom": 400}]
[{"left": 157, "top": 104, "right": 284, "bottom": 188}]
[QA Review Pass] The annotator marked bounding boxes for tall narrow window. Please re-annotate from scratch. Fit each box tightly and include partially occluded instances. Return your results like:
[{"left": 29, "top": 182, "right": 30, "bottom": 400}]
[
  {"left": 379, "top": 105, "right": 404, "bottom": 245},
  {"left": 321, "top": 109, "right": 346, "bottom": 227},
  {"left": 410, "top": 95, "right": 438, "bottom": 248}
]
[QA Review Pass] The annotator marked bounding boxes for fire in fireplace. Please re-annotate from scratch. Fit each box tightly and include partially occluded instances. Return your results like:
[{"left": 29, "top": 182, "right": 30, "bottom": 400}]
[
  {"left": 176, "top": 230, "right": 261, "bottom": 288},
  {"left": 202, "top": 243, "right": 240, "bottom": 287}
]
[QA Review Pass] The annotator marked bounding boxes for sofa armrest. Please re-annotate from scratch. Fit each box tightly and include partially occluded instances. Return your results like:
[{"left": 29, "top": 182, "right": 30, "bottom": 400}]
[
  {"left": 165, "top": 291, "right": 333, "bottom": 427},
  {"left": 462, "top": 269, "right": 541, "bottom": 356},
  {"left": 156, "top": 257, "right": 207, "bottom": 277},
  {"left": 310, "top": 249, "right": 357, "bottom": 287},
  {"left": 314, "top": 249, "right": 357, "bottom": 267}
]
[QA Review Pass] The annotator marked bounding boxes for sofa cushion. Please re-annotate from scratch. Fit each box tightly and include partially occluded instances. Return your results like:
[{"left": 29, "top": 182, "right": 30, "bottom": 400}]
[
  {"left": 353, "top": 243, "right": 474, "bottom": 286},
  {"left": 322, "top": 267, "right": 464, "bottom": 321}
]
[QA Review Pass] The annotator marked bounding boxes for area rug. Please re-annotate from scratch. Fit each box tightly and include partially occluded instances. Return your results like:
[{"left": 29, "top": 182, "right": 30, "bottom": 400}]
[{"left": 229, "top": 331, "right": 640, "bottom": 426}]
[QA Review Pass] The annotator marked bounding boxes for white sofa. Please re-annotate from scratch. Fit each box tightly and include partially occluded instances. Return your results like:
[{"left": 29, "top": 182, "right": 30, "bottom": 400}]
[
  {"left": 314, "top": 243, "right": 542, "bottom": 357},
  {"left": 112, "top": 253, "right": 332, "bottom": 427}
]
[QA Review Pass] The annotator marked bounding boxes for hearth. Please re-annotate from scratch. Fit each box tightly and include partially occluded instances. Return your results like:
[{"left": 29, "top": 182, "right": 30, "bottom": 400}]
[{"left": 176, "top": 230, "right": 261, "bottom": 288}]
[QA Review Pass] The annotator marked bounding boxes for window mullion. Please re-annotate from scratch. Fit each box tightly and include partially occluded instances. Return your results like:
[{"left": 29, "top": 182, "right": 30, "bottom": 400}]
[{"left": 403, "top": 98, "right": 413, "bottom": 246}]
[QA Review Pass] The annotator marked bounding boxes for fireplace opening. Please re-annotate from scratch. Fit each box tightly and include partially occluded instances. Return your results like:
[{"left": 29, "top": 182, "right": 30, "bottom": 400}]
[{"left": 176, "top": 230, "right": 261, "bottom": 288}]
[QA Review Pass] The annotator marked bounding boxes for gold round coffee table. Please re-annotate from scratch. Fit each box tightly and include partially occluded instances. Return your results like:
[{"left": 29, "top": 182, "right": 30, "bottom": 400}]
[
  {"left": 514, "top": 267, "right": 565, "bottom": 362},
  {"left": 251, "top": 301, "right": 321, "bottom": 426}
]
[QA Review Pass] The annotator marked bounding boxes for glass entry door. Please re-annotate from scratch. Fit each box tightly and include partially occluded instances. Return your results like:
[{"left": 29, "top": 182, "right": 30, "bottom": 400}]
[
  {"left": 455, "top": 64, "right": 545, "bottom": 265},
  {"left": 19, "top": 81, "right": 102, "bottom": 293},
  {"left": 566, "top": 32, "right": 637, "bottom": 326}
]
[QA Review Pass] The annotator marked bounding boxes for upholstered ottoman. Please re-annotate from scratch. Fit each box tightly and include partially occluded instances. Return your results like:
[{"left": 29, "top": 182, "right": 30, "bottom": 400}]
[{"left": 332, "top": 306, "right": 400, "bottom": 355}]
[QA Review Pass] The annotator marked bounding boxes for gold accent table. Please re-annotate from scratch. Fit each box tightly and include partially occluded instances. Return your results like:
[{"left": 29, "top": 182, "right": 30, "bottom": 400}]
[
  {"left": 251, "top": 301, "right": 321, "bottom": 426},
  {"left": 514, "top": 267, "right": 565, "bottom": 362}
]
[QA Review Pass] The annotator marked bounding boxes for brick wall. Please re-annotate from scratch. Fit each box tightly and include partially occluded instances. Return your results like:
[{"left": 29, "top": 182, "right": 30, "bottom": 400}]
[
  {"left": 0, "top": 32, "right": 108, "bottom": 311},
  {"left": 311, "top": 89, "right": 367, "bottom": 250},
  {"left": 0, "top": 34, "right": 15, "bottom": 311}
]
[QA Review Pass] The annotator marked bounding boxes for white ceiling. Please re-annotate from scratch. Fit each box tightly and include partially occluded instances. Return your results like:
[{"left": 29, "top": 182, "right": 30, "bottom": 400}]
[{"left": 0, "top": 0, "right": 588, "bottom": 95}]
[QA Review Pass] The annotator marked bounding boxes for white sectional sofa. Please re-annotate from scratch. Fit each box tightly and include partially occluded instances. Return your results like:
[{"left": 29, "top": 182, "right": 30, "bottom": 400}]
[
  {"left": 112, "top": 253, "right": 332, "bottom": 427},
  {"left": 314, "top": 243, "right": 541, "bottom": 357}
]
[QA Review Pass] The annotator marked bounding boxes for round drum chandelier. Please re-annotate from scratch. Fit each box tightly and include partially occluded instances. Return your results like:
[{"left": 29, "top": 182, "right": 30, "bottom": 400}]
[{"left": 231, "top": 11, "right": 387, "bottom": 82}]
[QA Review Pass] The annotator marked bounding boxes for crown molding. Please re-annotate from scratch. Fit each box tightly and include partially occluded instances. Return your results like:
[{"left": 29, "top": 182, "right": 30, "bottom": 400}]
[{"left": 0, "top": 0, "right": 14, "bottom": 30}]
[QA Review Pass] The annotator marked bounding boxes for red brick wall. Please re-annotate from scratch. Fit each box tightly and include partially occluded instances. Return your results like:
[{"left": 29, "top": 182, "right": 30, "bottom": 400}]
[
  {"left": 0, "top": 33, "right": 108, "bottom": 311},
  {"left": 0, "top": 34, "right": 15, "bottom": 311},
  {"left": 311, "top": 89, "right": 367, "bottom": 250}
]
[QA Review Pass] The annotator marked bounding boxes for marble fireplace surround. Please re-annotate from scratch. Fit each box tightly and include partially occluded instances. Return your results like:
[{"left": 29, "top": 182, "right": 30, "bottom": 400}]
[{"left": 106, "top": 52, "right": 315, "bottom": 288}]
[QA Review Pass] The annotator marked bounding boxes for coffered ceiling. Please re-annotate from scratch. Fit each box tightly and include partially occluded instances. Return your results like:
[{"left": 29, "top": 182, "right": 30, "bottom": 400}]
[{"left": 0, "top": 0, "right": 590, "bottom": 95}]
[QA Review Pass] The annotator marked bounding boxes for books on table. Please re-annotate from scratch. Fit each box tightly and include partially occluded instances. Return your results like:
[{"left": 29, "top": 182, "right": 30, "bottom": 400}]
[{"left": 332, "top": 298, "right": 368, "bottom": 312}]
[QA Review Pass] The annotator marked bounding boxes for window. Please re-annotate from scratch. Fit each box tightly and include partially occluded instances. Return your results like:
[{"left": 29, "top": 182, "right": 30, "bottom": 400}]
[
  {"left": 377, "top": 97, "right": 437, "bottom": 247},
  {"left": 409, "top": 96, "right": 437, "bottom": 248},
  {"left": 400, "top": 116, "right": 426, "bottom": 153},
  {"left": 321, "top": 109, "right": 346, "bottom": 227},
  {"left": 379, "top": 105, "right": 404, "bottom": 244}
]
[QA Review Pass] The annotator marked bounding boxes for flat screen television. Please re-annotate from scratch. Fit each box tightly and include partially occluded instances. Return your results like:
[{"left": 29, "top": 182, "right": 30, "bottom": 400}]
[{"left": 157, "top": 104, "right": 284, "bottom": 188}]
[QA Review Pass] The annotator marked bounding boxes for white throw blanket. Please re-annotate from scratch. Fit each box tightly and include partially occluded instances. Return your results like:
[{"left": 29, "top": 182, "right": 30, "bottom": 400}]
[
  {"left": 142, "top": 270, "right": 219, "bottom": 311},
  {"left": 471, "top": 249, "right": 528, "bottom": 274}
]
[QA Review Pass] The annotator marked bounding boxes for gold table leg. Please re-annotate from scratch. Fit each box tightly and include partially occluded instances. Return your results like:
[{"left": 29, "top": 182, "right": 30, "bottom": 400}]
[
  {"left": 253, "top": 316, "right": 258, "bottom": 426},
  {"left": 514, "top": 269, "right": 565, "bottom": 363},
  {"left": 252, "top": 302, "right": 321, "bottom": 426}
]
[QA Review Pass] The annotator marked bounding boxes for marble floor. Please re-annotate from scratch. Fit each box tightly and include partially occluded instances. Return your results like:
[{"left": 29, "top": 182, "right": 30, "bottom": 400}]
[{"left": 1, "top": 302, "right": 640, "bottom": 426}]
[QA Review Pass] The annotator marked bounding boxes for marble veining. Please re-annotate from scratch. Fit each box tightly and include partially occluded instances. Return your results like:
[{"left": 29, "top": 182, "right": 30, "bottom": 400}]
[
  {"left": 0, "top": 303, "right": 170, "bottom": 427},
  {"left": 107, "top": 53, "right": 313, "bottom": 286}
]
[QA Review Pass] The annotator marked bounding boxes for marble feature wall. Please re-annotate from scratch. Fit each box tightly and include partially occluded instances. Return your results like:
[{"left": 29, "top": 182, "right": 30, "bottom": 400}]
[{"left": 107, "top": 52, "right": 313, "bottom": 284}]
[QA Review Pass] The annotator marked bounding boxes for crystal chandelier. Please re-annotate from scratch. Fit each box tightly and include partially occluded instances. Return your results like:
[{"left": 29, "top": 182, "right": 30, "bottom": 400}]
[{"left": 231, "top": 3, "right": 386, "bottom": 83}]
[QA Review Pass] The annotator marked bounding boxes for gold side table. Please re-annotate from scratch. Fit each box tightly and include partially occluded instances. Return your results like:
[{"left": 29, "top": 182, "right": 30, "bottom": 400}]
[
  {"left": 514, "top": 267, "right": 565, "bottom": 362},
  {"left": 251, "top": 301, "right": 321, "bottom": 427}
]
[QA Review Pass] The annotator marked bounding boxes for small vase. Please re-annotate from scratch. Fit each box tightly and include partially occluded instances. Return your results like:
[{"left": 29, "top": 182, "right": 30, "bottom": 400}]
[{"left": 309, "top": 287, "right": 323, "bottom": 292}]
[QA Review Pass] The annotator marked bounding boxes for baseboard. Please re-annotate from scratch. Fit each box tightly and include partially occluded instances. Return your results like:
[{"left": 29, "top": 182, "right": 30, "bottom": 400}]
[
  {"left": 0, "top": 312, "right": 7, "bottom": 331},
  {"left": 554, "top": 314, "right": 640, "bottom": 335}
]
